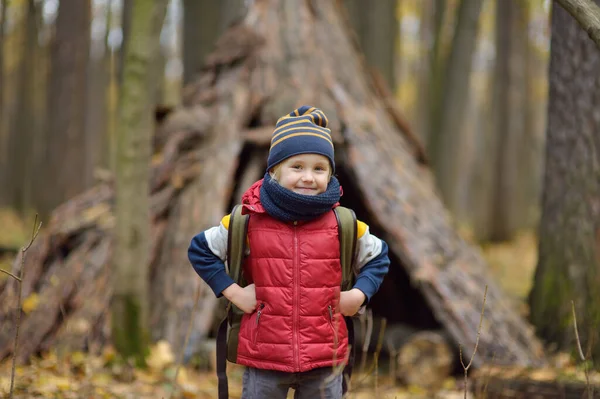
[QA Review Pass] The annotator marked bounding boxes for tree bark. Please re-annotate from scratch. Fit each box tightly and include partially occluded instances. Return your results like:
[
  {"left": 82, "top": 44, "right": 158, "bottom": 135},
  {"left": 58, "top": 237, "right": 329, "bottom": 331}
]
[
  {"left": 112, "top": 0, "right": 169, "bottom": 365},
  {"left": 5, "top": 0, "right": 38, "bottom": 215},
  {"left": 182, "top": 0, "right": 246, "bottom": 86},
  {"left": 44, "top": 0, "right": 91, "bottom": 219},
  {"left": 488, "top": 0, "right": 529, "bottom": 242},
  {"left": 182, "top": 0, "right": 219, "bottom": 86},
  {"left": 528, "top": 0, "right": 600, "bottom": 362},
  {"left": 0, "top": 0, "right": 6, "bottom": 180},
  {"left": 555, "top": 0, "right": 600, "bottom": 49},
  {"left": 344, "top": 0, "right": 397, "bottom": 90},
  {"left": 430, "top": 0, "right": 484, "bottom": 216}
]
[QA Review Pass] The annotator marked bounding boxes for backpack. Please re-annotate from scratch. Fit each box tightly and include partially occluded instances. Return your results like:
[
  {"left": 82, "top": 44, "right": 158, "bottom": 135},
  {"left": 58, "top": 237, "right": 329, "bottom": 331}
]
[{"left": 216, "top": 204, "right": 358, "bottom": 399}]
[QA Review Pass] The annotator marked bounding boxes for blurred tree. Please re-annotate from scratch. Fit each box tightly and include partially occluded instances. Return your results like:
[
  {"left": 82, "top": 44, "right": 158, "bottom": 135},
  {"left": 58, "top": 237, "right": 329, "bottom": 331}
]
[
  {"left": 529, "top": 0, "right": 600, "bottom": 364},
  {"left": 119, "top": 0, "right": 133, "bottom": 84},
  {"left": 0, "top": 0, "right": 7, "bottom": 204},
  {"left": 416, "top": 0, "right": 446, "bottom": 146},
  {"left": 182, "top": 0, "right": 245, "bottom": 86},
  {"left": 6, "top": 0, "right": 39, "bottom": 215},
  {"left": 429, "top": 0, "right": 483, "bottom": 217},
  {"left": 344, "top": 0, "right": 397, "bottom": 89},
  {"left": 485, "top": 0, "right": 530, "bottom": 242},
  {"left": 44, "top": 0, "right": 91, "bottom": 218},
  {"left": 112, "top": 0, "right": 169, "bottom": 365},
  {"left": 86, "top": 0, "right": 114, "bottom": 176}
]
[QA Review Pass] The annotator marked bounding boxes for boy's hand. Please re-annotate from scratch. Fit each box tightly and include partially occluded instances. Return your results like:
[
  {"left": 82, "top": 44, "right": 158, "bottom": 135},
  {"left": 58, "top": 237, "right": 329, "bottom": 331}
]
[
  {"left": 222, "top": 283, "right": 257, "bottom": 314},
  {"left": 339, "top": 288, "right": 366, "bottom": 316}
]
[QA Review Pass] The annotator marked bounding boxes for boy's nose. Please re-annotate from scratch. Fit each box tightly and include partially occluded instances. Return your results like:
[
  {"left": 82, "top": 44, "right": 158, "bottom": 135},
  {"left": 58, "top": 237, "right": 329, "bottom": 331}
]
[{"left": 301, "top": 172, "right": 315, "bottom": 182}]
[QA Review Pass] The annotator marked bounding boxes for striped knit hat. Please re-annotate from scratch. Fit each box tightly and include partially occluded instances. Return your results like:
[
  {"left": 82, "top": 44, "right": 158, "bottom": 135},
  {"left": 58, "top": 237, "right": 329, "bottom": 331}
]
[{"left": 266, "top": 106, "right": 335, "bottom": 172}]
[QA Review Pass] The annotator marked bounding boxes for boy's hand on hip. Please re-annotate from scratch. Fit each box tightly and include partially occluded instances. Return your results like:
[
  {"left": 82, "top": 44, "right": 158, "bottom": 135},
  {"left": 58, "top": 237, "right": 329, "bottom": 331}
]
[
  {"left": 339, "top": 288, "right": 366, "bottom": 316},
  {"left": 222, "top": 283, "right": 257, "bottom": 313}
]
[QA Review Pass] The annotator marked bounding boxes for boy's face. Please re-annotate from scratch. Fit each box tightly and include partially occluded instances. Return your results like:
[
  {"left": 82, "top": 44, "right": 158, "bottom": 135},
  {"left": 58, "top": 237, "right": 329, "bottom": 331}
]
[{"left": 271, "top": 154, "right": 331, "bottom": 195}]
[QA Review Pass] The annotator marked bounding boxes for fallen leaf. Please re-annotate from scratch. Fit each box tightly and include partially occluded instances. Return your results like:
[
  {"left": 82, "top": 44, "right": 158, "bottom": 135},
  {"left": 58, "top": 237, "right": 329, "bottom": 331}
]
[
  {"left": 22, "top": 293, "right": 40, "bottom": 313},
  {"left": 147, "top": 340, "right": 175, "bottom": 371}
]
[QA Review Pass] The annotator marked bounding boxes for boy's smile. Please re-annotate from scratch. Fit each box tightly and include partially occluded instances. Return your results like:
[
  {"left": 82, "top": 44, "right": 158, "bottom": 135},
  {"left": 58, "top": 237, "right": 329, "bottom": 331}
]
[{"left": 271, "top": 153, "right": 331, "bottom": 195}]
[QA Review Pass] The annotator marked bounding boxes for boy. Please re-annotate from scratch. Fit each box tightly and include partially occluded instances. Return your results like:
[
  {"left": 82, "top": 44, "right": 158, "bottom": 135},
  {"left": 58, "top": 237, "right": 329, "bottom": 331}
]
[{"left": 188, "top": 106, "right": 390, "bottom": 399}]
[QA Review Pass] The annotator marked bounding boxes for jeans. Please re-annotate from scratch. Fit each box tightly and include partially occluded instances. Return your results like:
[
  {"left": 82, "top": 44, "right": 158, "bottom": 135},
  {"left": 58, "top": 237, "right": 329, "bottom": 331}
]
[{"left": 241, "top": 366, "right": 343, "bottom": 399}]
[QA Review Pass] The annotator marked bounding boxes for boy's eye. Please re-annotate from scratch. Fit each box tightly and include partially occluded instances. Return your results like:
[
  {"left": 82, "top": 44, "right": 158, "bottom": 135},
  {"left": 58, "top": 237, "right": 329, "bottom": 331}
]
[
  {"left": 292, "top": 165, "right": 302, "bottom": 170},
  {"left": 315, "top": 166, "right": 325, "bottom": 171}
]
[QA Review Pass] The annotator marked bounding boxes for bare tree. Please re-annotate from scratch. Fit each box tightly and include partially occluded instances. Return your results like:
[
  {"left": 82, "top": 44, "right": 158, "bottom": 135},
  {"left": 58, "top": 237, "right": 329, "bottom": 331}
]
[
  {"left": 44, "top": 0, "right": 91, "bottom": 218},
  {"left": 529, "top": 0, "right": 600, "bottom": 362},
  {"left": 344, "top": 0, "right": 397, "bottom": 90},
  {"left": 429, "top": 0, "right": 484, "bottom": 216},
  {"left": 487, "top": 0, "right": 529, "bottom": 242},
  {"left": 8, "top": 0, "right": 39, "bottom": 215},
  {"left": 182, "top": 0, "right": 246, "bottom": 86},
  {"left": 112, "top": 0, "right": 169, "bottom": 365}
]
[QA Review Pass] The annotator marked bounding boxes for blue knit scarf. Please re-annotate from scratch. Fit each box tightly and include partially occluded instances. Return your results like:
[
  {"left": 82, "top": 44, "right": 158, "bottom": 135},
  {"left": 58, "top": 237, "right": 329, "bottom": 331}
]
[{"left": 259, "top": 172, "right": 341, "bottom": 222}]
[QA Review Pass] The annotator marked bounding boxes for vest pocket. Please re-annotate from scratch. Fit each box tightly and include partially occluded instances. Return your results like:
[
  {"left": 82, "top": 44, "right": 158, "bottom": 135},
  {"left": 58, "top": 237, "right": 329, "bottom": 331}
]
[
  {"left": 253, "top": 302, "right": 265, "bottom": 345},
  {"left": 327, "top": 305, "right": 339, "bottom": 348}
]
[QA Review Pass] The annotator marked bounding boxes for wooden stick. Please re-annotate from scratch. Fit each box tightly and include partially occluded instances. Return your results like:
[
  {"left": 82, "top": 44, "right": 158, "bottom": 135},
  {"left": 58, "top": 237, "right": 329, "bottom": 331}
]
[
  {"left": 556, "top": 0, "right": 600, "bottom": 49},
  {"left": 9, "top": 215, "right": 42, "bottom": 399}
]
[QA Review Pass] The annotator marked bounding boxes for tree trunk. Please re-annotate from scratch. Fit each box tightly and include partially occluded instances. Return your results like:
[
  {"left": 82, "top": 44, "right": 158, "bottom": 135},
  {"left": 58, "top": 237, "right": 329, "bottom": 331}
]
[
  {"left": 44, "top": 0, "right": 91, "bottom": 219},
  {"left": 7, "top": 0, "right": 39, "bottom": 215},
  {"left": 487, "top": 0, "right": 529, "bottom": 242},
  {"left": 182, "top": 0, "right": 220, "bottom": 86},
  {"left": 182, "top": 0, "right": 246, "bottom": 86},
  {"left": 0, "top": 0, "right": 6, "bottom": 183},
  {"left": 344, "top": 0, "right": 397, "bottom": 90},
  {"left": 528, "top": 0, "right": 600, "bottom": 362},
  {"left": 112, "top": 0, "right": 169, "bottom": 365},
  {"left": 430, "top": 0, "right": 484, "bottom": 216},
  {"left": 119, "top": 0, "right": 133, "bottom": 85}
]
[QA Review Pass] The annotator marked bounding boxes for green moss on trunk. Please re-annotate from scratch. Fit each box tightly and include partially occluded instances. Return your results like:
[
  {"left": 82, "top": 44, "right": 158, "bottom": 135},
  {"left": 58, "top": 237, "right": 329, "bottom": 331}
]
[{"left": 112, "top": 294, "right": 150, "bottom": 367}]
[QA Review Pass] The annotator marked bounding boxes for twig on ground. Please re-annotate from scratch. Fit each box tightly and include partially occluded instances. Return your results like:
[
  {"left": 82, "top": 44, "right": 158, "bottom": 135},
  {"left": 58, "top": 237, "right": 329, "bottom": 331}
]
[
  {"left": 459, "top": 285, "right": 488, "bottom": 399},
  {"left": 167, "top": 284, "right": 202, "bottom": 399},
  {"left": 359, "top": 309, "right": 373, "bottom": 374},
  {"left": 9, "top": 214, "right": 42, "bottom": 399},
  {"left": 373, "top": 317, "right": 387, "bottom": 395},
  {"left": 571, "top": 300, "right": 594, "bottom": 399}
]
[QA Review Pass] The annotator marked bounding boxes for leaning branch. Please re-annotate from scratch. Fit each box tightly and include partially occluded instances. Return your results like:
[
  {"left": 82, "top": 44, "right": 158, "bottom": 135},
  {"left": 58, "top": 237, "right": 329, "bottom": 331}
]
[{"left": 556, "top": 0, "right": 600, "bottom": 49}]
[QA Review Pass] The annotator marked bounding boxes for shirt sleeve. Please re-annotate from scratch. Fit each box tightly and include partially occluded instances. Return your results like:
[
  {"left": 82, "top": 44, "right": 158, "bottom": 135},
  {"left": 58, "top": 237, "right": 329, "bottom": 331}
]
[
  {"left": 352, "top": 220, "right": 390, "bottom": 302},
  {"left": 187, "top": 216, "right": 233, "bottom": 297}
]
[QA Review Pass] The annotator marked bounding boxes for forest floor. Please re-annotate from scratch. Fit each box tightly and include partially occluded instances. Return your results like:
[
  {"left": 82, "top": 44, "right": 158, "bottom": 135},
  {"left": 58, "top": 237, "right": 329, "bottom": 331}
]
[
  {"left": 1, "top": 210, "right": 598, "bottom": 398},
  {"left": 0, "top": 344, "right": 467, "bottom": 398}
]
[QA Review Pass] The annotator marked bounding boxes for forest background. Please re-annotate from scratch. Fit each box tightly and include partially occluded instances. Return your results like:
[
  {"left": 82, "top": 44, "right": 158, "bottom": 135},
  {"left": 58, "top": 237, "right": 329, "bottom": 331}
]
[{"left": 1, "top": 0, "right": 599, "bottom": 398}]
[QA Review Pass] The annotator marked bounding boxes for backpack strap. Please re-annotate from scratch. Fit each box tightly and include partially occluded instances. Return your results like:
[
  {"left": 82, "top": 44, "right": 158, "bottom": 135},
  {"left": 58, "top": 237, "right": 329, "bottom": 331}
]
[
  {"left": 226, "top": 204, "right": 249, "bottom": 285},
  {"left": 333, "top": 206, "right": 357, "bottom": 291},
  {"left": 333, "top": 205, "right": 358, "bottom": 394},
  {"left": 217, "top": 204, "right": 249, "bottom": 399}
]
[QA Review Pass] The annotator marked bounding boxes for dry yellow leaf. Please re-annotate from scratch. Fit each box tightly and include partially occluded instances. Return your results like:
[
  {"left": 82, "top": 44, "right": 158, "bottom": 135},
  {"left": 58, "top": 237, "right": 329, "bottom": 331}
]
[
  {"left": 147, "top": 340, "right": 174, "bottom": 371},
  {"left": 22, "top": 293, "right": 40, "bottom": 314}
]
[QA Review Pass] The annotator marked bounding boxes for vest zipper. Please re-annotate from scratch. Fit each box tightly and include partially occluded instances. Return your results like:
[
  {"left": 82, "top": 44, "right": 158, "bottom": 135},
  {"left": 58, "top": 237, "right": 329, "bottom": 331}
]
[
  {"left": 293, "top": 223, "right": 299, "bottom": 371},
  {"left": 253, "top": 302, "right": 265, "bottom": 344}
]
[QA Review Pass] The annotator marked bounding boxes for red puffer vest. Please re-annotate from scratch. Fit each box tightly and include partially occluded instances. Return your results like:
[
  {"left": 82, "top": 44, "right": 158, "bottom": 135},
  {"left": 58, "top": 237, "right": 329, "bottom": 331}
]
[{"left": 235, "top": 180, "right": 348, "bottom": 372}]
